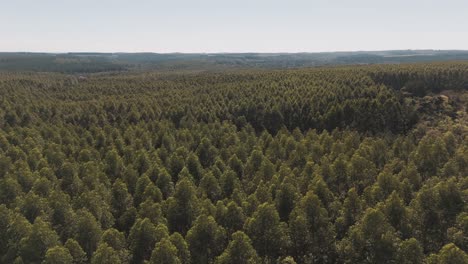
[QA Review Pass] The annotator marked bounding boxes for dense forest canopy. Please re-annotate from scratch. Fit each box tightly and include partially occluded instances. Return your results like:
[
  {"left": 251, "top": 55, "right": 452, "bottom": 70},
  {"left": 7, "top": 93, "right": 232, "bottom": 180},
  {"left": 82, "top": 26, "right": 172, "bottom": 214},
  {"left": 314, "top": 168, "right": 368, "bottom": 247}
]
[
  {"left": 0, "top": 61, "right": 467, "bottom": 263},
  {"left": 2, "top": 50, "right": 468, "bottom": 73}
]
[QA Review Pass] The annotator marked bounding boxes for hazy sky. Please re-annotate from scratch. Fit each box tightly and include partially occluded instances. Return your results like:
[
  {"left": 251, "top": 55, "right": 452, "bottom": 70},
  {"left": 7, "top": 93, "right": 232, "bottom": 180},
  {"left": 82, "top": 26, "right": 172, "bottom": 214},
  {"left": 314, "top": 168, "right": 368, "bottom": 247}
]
[{"left": 1, "top": 0, "right": 467, "bottom": 53}]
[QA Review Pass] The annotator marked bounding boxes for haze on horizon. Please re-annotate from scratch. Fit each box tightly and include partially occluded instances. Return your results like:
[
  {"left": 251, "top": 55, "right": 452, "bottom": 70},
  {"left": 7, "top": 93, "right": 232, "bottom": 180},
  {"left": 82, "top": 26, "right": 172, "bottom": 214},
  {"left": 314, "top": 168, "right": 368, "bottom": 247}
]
[{"left": 1, "top": 0, "right": 467, "bottom": 53}]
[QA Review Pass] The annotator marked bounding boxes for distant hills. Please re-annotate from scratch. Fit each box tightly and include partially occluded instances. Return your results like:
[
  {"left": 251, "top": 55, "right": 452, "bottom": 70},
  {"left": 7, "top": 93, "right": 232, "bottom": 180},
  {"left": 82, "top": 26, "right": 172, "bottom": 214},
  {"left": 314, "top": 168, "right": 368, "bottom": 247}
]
[{"left": 1, "top": 50, "right": 468, "bottom": 73}]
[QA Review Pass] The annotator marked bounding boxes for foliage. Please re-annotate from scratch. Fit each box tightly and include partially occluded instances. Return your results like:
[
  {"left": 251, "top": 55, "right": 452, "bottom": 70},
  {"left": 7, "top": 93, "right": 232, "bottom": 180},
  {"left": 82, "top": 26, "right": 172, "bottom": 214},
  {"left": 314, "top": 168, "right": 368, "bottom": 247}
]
[{"left": 0, "top": 62, "right": 467, "bottom": 263}]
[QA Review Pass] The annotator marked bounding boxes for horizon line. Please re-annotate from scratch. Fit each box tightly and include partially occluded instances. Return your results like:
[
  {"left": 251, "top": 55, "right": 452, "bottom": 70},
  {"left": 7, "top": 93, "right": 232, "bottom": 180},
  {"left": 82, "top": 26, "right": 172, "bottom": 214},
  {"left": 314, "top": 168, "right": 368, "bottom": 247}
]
[{"left": 1, "top": 49, "right": 468, "bottom": 55}]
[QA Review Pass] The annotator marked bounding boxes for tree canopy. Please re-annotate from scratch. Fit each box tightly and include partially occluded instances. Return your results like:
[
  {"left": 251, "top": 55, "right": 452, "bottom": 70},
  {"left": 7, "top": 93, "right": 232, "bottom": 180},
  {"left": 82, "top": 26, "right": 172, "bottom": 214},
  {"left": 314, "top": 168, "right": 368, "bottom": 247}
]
[{"left": 0, "top": 62, "right": 467, "bottom": 263}]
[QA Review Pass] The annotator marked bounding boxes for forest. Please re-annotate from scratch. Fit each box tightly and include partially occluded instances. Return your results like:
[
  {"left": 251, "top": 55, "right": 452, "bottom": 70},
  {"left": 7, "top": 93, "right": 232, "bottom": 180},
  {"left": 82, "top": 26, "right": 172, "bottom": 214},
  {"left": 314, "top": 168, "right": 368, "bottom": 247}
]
[
  {"left": 0, "top": 61, "right": 467, "bottom": 263},
  {"left": 3, "top": 50, "right": 468, "bottom": 73}
]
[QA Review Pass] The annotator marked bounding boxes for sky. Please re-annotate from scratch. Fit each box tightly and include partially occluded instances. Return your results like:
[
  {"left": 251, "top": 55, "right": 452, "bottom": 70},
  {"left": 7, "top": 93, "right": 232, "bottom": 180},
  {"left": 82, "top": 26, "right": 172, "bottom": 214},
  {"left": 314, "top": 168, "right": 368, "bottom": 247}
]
[{"left": 1, "top": 0, "right": 467, "bottom": 53}]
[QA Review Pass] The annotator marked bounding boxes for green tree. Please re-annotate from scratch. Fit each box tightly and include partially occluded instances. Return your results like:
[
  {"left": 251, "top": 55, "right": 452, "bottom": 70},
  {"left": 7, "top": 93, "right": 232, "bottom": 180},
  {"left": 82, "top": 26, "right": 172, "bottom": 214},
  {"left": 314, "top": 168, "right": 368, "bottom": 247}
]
[
  {"left": 0, "top": 205, "right": 12, "bottom": 256},
  {"left": 111, "top": 179, "right": 133, "bottom": 224},
  {"left": 64, "top": 239, "right": 87, "bottom": 264},
  {"left": 289, "top": 191, "right": 335, "bottom": 263},
  {"left": 73, "top": 210, "right": 102, "bottom": 258},
  {"left": 215, "top": 231, "right": 260, "bottom": 264},
  {"left": 245, "top": 203, "right": 286, "bottom": 259},
  {"left": 426, "top": 243, "right": 468, "bottom": 264},
  {"left": 222, "top": 201, "right": 246, "bottom": 234},
  {"left": 19, "top": 218, "right": 60, "bottom": 263},
  {"left": 186, "top": 214, "right": 226, "bottom": 264},
  {"left": 200, "top": 171, "right": 222, "bottom": 202},
  {"left": 90, "top": 243, "right": 121, "bottom": 264},
  {"left": 196, "top": 137, "right": 217, "bottom": 167},
  {"left": 169, "top": 232, "right": 191, "bottom": 264},
  {"left": 186, "top": 152, "right": 203, "bottom": 183},
  {"left": 166, "top": 178, "right": 199, "bottom": 234},
  {"left": 150, "top": 238, "right": 181, "bottom": 264},
  {"left": 128, "top": 218, "right": 167, "bottom": 263},
  {"left": 219, "top": 170, "right": 239, "bottom": 198},
  {"left": 42, "top": 246, "right": 73, "bottom": 264},
  {"left": 104, "top": 149, "right": 124, "bottom": 180},
  {"left": 397, "top": 238, "right": 424, "bottom": 264},
  {"left": 228, "top": 154, "right": 244, "bottom": 179},
  {"left": 156, "top": 170, "right": 175, "bottom": 199},
  {"left": 101, "top": 228, "right": 129, "bottom": 263},
  {"left": 341, "top": 208, "right": 399, "bottom": 263},
  {"left": 275, "top": 182, "right": 298, "bottom": 221},
  {"left": 379, "top": 192, "right": 411, "bottom": 238}
]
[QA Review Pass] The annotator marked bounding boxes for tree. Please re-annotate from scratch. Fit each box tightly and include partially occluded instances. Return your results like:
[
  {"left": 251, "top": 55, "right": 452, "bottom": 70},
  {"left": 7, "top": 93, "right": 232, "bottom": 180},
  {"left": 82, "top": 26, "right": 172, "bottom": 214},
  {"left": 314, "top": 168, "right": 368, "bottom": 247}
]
[
  {"left": 168, "top": 153, "right": 185, "bottom": 181},
  {"left": 138, "top": 200, "right": 165, "bottom": 225},
  {"left": 200, "top": 172, "right": 221, "bottom": 202},
  {"left": 64, "top": 239, "right": 87, "bottom": 264},
  {"left": 228, "top": 154, "right": 244, "bottom": 179},
  {"left": 156, "top": 170, "right": 174, "bottom": 199},
  {"left": 90, "top": 243, "right": 121, "bottom": 264},
  {"left": 196, "top": 137, "right": 217, "bottom": 167},
  {"left": 134, "top": 150, "right": 150, "bottom": 175},
  {"left": 169, "top": 232, "right": 191, "bottom": 264},
  {"left": 245, "top": 203, "right": 286, "bottom": 259},
  {"left": 73, "top": 210, "right": 102, "bottom": 258},
  {"left": 104, "top": 149, "right": 124, "bottom": 180},
  {"left": 133, "top": 175, "right": 152, "bottom": 206},
  {"left": 379, "top": 192, "right": 411, "bottom": 238},
  {"left": 288, "top": 191, "right": 335, "bottom": 263},
  {"left": 42, "top": 246, "right": 73, "bottom": 264},
  {"left": 215, "top": 231, "right": 259, "bottom": 264},
  {"left": 347, "top": 153, "right": 377, "bottom": 191},
  {"left": 186, "top": 152, "right": 203, "bottom": 183},
  {"left": 397, "top": 238, "right": 423, "bottom": 264},
  {"left": 19, "top": 217, "right": 60, "bottom": 263},
  {"left": 409, "top": 182, "right": 460, "bottom": 253},
  {"left": 426, "top": 243, "right": 468, "bottom": 264},
  {"left": 48, "top": 191, "right": 74, "bottom": 241},
  {"left": 186, "top": 214, "right": 226, "bottom": 263},
  {"left": 244, "top": 150, "right": 263, "bottom": 180},
  {"left": 150, "top": 238, "right": 181, "bottom": 264},
  {"left": 221, "top": 201, "right": 246, "bottom": 234},
  {"left": 100, "top": 228, "right": 129, "bottom": 263},
  {"left": 2, "top": 212, "right": 32, "bottom": 263},
  {"left": 0, "top": 177, "right": 22, "bottom": 205},
  {"left": 0, "top": 205, "right": 12, "bottom": 256},
  {"left": 412, "top": 135, "right": 448, "bottom": 177},
  {"left": 111, "top": 179, "right": 133, "bottom": 224},
  {"left": 219, "top": 170, "right": 239, "bottom": 198},
  {"left": 128, "top": 218, "right": 168, "bottom": 263},
  {"left": 19, "top": 192, "right": 49, "bottom": 223},
  {"left": 166, "top": 178, "right": 199, "bottom": 234},
  {"left": 341, "top": 208, "right": 399, "bottom": 263},
  {"left": 275, "top": 182, "right": 298, "bottom": 221}
]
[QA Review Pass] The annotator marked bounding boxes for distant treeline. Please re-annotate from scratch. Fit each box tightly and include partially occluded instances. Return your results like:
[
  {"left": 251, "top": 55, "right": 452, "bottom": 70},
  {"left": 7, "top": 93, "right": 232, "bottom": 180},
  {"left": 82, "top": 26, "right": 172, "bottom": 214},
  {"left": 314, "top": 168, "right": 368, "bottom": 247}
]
[{"left": 2, "top": 50, "right": 468, "bottom": 73}]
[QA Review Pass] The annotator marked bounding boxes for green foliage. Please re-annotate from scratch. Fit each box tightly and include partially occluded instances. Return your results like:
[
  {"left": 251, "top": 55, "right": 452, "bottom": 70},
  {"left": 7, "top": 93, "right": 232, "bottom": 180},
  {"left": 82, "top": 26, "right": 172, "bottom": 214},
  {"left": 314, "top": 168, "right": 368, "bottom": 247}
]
[
  {"left": 19, "top": 218, "right": 60, "bottom": 263},
  {"left": 150, "top": 238, "right": 181, "bottom": 264},
  {"left": 186, "top": 215, "right": 226, "bottom": 263},
  {"left": 426, "top": 243, "right": 468, "bottom": 264},
  {"left": 215, "top": 231, "right": 259, "bottom": 264},
  {"left": 64, "top": 239, "right": 87, "bottom": 264},
  {"left": 245, "top": 203, "right": 286, "bottom": 259},
  {"left": 169, "top": 232, "right": 191, "bottom": 264},
  {"left": 0, "top": 62, "right": 466, "bottom": 263},
  {"left": 397, "top": 238, "right": 424, "bottom": 264},
  {"left": 90, "top": 243, "right": 121, "bottom": 264},
  {"left": 73, "top": 210, "right": 102, "bottom": 258},
  {"left": 42, "top": 246, "right": 73, "bottom": 264},
  {"left": 128, "top": 218, "right": 167, "bottom": 263}
]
